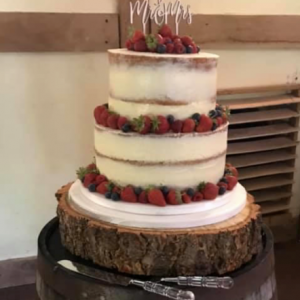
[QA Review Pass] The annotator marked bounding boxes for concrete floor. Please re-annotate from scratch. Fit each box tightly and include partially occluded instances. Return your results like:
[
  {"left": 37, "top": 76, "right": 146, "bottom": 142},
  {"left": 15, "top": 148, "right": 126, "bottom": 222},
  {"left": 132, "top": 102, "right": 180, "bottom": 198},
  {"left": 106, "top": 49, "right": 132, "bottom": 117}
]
[{"left": 0, "top": 242, "right": 299, "bottom": 300}]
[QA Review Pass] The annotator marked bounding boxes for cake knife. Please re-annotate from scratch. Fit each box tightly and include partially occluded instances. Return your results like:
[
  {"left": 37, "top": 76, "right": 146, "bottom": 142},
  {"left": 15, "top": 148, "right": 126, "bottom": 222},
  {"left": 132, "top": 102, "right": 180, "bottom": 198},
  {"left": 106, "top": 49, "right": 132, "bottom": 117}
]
[
  {"left": 161, "top": 276, "right": 234, "bottom": 289},
  {"left": 58, "top": 260, "right": 195, "bottom": 300}
]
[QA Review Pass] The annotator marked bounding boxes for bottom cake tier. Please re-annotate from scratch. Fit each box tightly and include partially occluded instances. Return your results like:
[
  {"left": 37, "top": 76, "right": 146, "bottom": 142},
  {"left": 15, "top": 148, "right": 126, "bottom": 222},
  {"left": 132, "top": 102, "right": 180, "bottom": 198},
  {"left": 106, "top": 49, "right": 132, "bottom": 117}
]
[{"left": 56, "top": 183, "right": 263, "bottom": 276}]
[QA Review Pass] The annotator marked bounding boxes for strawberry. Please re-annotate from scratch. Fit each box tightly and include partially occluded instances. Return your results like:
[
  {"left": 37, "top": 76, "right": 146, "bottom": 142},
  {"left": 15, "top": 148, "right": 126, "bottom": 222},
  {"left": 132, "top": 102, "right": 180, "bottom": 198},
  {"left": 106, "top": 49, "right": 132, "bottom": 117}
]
[
  {"left": 172, "top": 35, "right": 180, "bottom": 41},
  {"left": 132, "top": 115, "right": 152, "bottom": 134},
  {"left": 96, "top": 181, "right": 109, "bottom": 194},
  {"left": 138, "top": 190, "right": 148, "bottom": 204},
  {"left": 155, "top": 34, "right": 164, "bottom": 44},
  {"left": 166, "top": 190, "right": 182, "bottom": 205},
  {"left": 182, "top": 193, "right": 192, "bottom": 204},
  {"left": 216, "top": 117, "right": 223, "bottom": 126},
  {"left": 152, "top": 116, "right": 170, "bottom": 134},
  {"left": 182, "top": 118, "right": 196, "bottom": 133},
  {"left": 83, "top": 173, "right": 97, "bottom": 188},
  {"left": 217, "top": 182, "right": 228, "bottom": 190},
  {"left": 171, "top": 120, "right": 183, "bottom": 133},
  {"left": 181, "top": 36, "right": 193, "bottom": 46},
  {"left": 159, "top": 24, "right": 173, "bottom": 38},
  {"left": 118, "top": 116, "right": 128, "bottom": 130},
  {"left": 201, "top": 183, "right": 219, "bottom": 200},
  {"left": 131, "top": 30, "right": 145, "bottom": 43},
  {"left": 95, "top": 174, "right": 107, "bottom": 185},
  {"left": 134, "top": 40, "right": 148, "bottom": 52},
  {"left": 196, "top": 115, "right": 213, "bottom": 133},
  {"left": 148, "top": 189, "right": 166, "bottom": 206},
  {"left": 228, "top": 166, "right": 239, "bottom": 177},
  {"left": 226, "top": 176, "right": 238, "bottom": 191},
  {"left": 86, "top": 163, "right": 96, "bottom": 171},
  {"left": 94, "top": 106, "right": 106, "bottom": 124},
  {"left": 126, "top": 39, "right": 134, "bottom": 50},
  {"left": 175, "top": 43, "right": 186, "bottom": 54},
  {"left": 107, "top": 114, "right": 120, "bottom": 129},
  {"left": 192, "top": 192, "right": 204, "bottom": 202},
  {"left": 173, "top": 38, "right": 182, "bottom": 44},
  {"left": 166, "top": 43, "right": 175, "bottom": 53},
  {"left": 99, "top": 109, "right": 110, "bottom": 127},
  {"left": 163, "top": 37, "right": 172, "bottom": 44},
  {"left": 121, "top": 186, "right": 138, "bottom": 203}
]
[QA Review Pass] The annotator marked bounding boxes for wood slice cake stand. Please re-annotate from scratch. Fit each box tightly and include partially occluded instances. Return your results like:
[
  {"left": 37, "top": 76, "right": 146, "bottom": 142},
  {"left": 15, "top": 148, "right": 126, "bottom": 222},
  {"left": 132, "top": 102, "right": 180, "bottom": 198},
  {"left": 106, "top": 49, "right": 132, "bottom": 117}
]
[{"left": 55, "top": 183, "right": 263, "bottom": 277}]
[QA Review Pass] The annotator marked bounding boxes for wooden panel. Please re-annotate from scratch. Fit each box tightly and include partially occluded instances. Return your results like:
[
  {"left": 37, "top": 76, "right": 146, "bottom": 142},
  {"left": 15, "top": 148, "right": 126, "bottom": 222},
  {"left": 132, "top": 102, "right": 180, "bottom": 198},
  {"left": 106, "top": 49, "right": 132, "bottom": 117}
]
[
  {"left": 0, "top": 12, "right": 119, "bottom": 52},
  {"left": 227, "top": 149, "right": 297, "bottom": 168},
  {"left": 228, "top": 123, "right": 299, "bottom": 141},
  {"left": 252, "top": 188, "right": 293, "bottom": 203},
  {"left": 229, "top": 108, "right": 299, "bottom": 125},
  {"left": 261, "top": 201, "right": 290, "bottom": 215},
  {"left": 238, "top": 162, "right": 295, "bottom": 180},
  {"left": 241, "top": 175, "right": 294, "bottom": 192},
  {"left": 175, "top": 15, "right": 300, "bottom": 44},
  {"left": 220, "top": 95, "right": 300, "bottom": 110},
  {"left": 218, "top": 84, "right": 300, "bottom": 96},
  {"left": 227, "top": 137, "right": 297, "bottom": 155}
]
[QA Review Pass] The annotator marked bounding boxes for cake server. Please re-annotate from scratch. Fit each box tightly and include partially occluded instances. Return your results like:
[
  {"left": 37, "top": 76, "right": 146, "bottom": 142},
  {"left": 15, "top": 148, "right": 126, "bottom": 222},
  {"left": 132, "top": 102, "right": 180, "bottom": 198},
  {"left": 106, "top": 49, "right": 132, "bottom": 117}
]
[
  {"left": 161, "top": 276, "right": 234, "bottom": 289},
  {"left": 58, "top": 260, "right": 195, "bottom": 300}
]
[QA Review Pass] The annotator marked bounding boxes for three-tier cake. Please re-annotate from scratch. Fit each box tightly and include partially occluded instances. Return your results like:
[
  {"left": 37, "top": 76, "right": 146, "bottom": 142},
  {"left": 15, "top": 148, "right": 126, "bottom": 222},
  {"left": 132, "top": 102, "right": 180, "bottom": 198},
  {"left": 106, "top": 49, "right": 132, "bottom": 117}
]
[{"left": 56, "top": 28, "right": 262, "bottom": 277}]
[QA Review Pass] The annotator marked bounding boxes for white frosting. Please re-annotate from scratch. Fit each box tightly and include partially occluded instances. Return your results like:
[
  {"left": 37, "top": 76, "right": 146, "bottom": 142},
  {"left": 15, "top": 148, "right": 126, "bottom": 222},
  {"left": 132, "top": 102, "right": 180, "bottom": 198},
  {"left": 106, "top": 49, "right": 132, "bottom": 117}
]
[
  {"left": 95, "top": 154, "right": 226, "bottom": 188},
  {"left": 108, "top": 96, "right": 215, "bottom": 119},
  {"left": 94, "top": 124, "right": 228, "bottom": 163},
  {"left": 69, "top": 180, "right": 247, "bottom": 229}
]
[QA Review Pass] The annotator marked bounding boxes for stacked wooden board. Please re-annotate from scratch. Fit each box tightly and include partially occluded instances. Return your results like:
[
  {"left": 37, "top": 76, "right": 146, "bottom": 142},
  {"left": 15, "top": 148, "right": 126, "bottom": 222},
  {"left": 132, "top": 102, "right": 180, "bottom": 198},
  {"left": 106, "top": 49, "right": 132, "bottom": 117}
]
[{"left": 218, "top": 84, "right": 300, "bottom": 240}]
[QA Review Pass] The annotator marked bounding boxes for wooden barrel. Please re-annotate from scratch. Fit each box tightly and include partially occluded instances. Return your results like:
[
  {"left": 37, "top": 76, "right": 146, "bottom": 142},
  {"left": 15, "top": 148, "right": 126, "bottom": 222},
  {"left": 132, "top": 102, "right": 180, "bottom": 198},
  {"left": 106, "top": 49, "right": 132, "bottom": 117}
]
[{"left": 36, "top": 218, "right": 277, "bottom": 300}]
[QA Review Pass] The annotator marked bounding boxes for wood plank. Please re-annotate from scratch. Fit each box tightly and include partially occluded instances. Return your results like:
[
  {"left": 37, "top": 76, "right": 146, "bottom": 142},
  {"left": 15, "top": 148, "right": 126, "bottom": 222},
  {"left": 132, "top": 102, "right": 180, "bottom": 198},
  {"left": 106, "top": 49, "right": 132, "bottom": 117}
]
[
  {"left": 176, "top": 14, "right": 300, "bottom": 44},
  {"left": 241, "top": 175, "right": 294, "bottom": 192},
  {"left": 220, "top": 95, "right": 300, "bottom": 110},
  {"left": 228, "top": 123, "right": 299, "bottom": 140},
  {"left": 0, "top": 12, "right": 119, "bottom": 52},
  {"left": 227, "top": 149, "right": 297, "bottom": 168},
  {"left": 252, "top": 189, "right": 293, "bottom": 203},
  {"left": 238, "top": 162, "right": 295, "bottom": 180},
  {"left": 229, "top": 108, "right": 300, "bottom": 125},
  {"left": 218, "top": 84, "right": 300, "bottom": 96},
  {"left": 261, "top": 202, "right": 290, "bottom": 215},
  {"left": 227, "top": 137, "right": 297, "bottom": 155}
]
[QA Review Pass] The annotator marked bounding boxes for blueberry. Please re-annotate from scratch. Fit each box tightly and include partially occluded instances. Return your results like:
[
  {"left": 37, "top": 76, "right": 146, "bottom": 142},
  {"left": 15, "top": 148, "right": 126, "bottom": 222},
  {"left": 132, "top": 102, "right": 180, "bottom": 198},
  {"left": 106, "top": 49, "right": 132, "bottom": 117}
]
[
  {"left": 216, "top": 105, "right": 223, "bottom": 111},
  {"left": 134, "top": 187, "right": 143, "bottom": 195},
  {"left": 167, "top": 115, "right": 175, "bottom": 124},
  {"left": 121, "top": 123, "right": 131, "bottom": 133},
  {"left": 212, "top": 123, "right": 217, "bottom": 131},
  {"left": 111, "top": 192, "right": 120, "bottom": 201},
  {"left": 187, "top": 45, "right": 194, "bottom": 54},
  {"left": 161, "top": 186, "right": 170, "bottom": 196},
  {"left": 191, "top": 113, "right": 201, "bottom": 122},
  {"left": 157, "top": 44, "right": 167, "bottom": 54},
  {"left": 219, "top": 186, "right": 226, "bottom": 195},
  {"left": 186, "top": 188, "right": 195, "bottom": 197},
  {"left": 216, "top": 110, "right": 223, "bottom": 117},
  {"left": 105, "top": 192, "right": 112, "bottom": 199},
  {"left": 209, "top": 110, "right": 217, "bottom": 118},
  {"left": 88, "top": 183, "right": 97, "bottom": 192},
  {"left": 220, "top": 177, "right": 228, "bottom": 184}
]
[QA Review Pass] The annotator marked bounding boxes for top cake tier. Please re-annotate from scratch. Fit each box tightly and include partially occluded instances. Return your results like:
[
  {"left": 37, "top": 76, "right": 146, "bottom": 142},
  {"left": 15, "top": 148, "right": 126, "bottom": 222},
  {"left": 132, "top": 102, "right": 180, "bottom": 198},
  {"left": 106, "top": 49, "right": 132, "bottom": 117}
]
[{"left": 108, "top": 49, "right": 219, "bottom": 119}]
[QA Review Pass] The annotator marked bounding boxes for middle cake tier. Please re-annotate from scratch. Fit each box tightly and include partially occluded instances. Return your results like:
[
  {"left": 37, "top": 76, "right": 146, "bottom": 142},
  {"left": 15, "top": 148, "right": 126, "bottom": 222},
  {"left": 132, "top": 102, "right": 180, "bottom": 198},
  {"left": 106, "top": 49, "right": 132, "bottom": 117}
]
[{"left": 94, "top": 122, "right": 228, "bottom": 189}]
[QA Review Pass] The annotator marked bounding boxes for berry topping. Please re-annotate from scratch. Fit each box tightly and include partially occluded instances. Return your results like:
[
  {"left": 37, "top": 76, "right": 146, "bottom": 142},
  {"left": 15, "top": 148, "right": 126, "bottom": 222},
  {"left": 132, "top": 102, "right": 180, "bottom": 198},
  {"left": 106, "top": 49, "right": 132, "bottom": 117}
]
[
  {"left": 86, "top": 163, "right": 97, "bottom": 171},
  {"left": 217, "top": 182, "right": 228, "bottom": 190},
  {"left": 95, "top": 174, "right": 107, "bottom": 185},
  {"left": 157, "top": 44, "right": 167, "bottom": 54},
  {"left": 152, "top": 115, "right": 170, "bottom": 134},
  {"left": 138, "top": 190, "right": 148, "bottom": 203},
  {"left": 161, "top": 186, "right": 170, "bottom": 196},
  {"left": 94, "top": 106, "right": 106, "bottom": 124},
  {"left": 163, "top": 37, "right": 172, "bottom": 44},
  {"left": 220, "top": 177, "right": 228, "bottom": 184},
  {"left": 99, "top": 109, "right": 110, "bottom": 127},
  {"left": 186, "top": 188, "right": 195, "bottom": 197},
  {"left": 167, "top": 115, "right": 175, "bottom": 124},
  {"left": 131, "top": 30, "right": 145, "bottom": 43},
  {"left": 166, "top": 43, "right": 175, "bottom": 53},
  {"left": 171, "top": 120, "right": 183, "bottom": 133},
  {"left": 192, "top": 192, "right": 204, "bottom": 202},
  {"left": 159, "top": 24, "right": 173, "bottom": 38},
  {"left": 88, "top": 183, "right": 97, "bottom": 193},
  {"left": 146, "top": 34, "right": 159, "bottom": 52},
  {"left": 118, "top": 116, "right": 128, "bottom": 130},
  {"left": 182, "top": 118, "right": 196, "bottom": 133},
  {"left": 83, "top": 173, "right": 97, "bottom": 188},
  {"left": 134, "top": 40, "right": 148, "bottom": 52},
  {"left": 132, "top": 115, "right": 151, "bottom": 134},
  {"left": 173, "top": 37, "right": 182, "bottom": 44},
  {"left": 196, "top": 115, "right": 213, "bottom": 133},
  {"left": 209, "top": 110, "right": 218, "bottom": 118},
  {"left": 121, "top": 123, "right": 131, "bottom": 133},
  {"left": 201, "top": 183, "right": 219, "bottom": 200},
  {"left": 148, "top": 189, "right": 167, "bottom": 207},
  {"left": 134, "top": 187, "right": 143, "bottom": 195},
  {"left": 121, "top": 186, "right": 138, "bottom": 203},
  {"left": 126, "top": 39, "right": 134, "bottom": 50},
  {"left": 212, "top": 122, "right": 217, "bottom": 131},
  {"left": 166, "top": 190, "right": 183, "bottom": 205},
  {"left": 107, "top": 114, "right": 119, "bottom": 129},
  {"left": 216, "top": 117, "right": 223, "bottom": 126},
  {"left": 191, "top": 113, "right": 201, "bottom": 123},
  {"left": 175, "top": 43, "right": 186, "bottom": 54},
  {"left": 226, "top": 164, "right": 239, "bottom": 177},
  {"left": 105, "top": 192, "right": 112, "bottom": 199},
  {"left": 181, "top": 36, "right": 193, "bottom": 46},
  {"left": 97, "top": 181, "right": 109, "bottom": 194},
  {"left": 111, "top": 192, "right": 120, "bottom": 201},
  {"left": 182, "top": 193, "right": 192, "bottom": 204},
  {"left": 226, "top": 176, "right": 238, "bottom": 191},
  {"left": 218, "top": 186, "right": 227, "bottom": 195}
]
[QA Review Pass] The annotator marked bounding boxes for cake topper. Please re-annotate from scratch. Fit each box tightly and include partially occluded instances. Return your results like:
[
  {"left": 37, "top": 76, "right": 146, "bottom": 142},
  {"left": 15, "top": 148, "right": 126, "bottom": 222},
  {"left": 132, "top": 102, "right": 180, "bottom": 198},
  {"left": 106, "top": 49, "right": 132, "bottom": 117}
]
[{"left": 130, "top": 0, "right": 192, "bottom": 35}]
